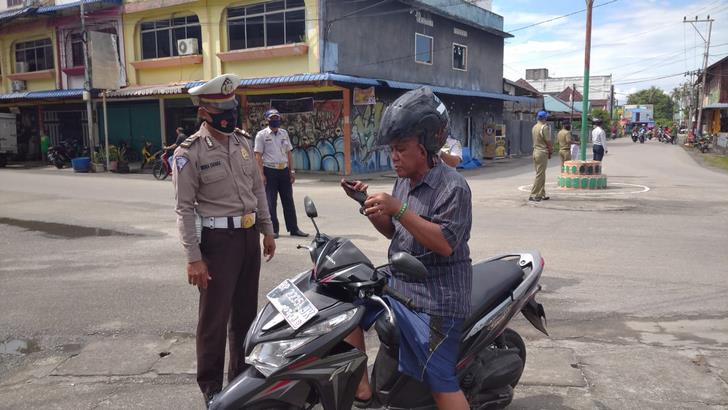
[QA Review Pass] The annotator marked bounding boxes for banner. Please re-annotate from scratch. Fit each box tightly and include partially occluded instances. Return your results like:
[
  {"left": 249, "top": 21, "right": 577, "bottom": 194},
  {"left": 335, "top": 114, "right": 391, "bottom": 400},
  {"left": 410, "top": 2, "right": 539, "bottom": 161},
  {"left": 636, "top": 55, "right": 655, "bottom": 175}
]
[{"left": 353, "top": 87, "right": 376, "bottom": 105}]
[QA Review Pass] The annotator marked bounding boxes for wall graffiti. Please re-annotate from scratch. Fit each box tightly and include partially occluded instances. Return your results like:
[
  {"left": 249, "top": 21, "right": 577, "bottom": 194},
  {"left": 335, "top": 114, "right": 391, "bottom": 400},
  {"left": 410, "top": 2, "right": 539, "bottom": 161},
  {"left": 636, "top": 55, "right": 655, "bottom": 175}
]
[
  {"left": 350, "top": 102, "right": 391, "bottom": 173},
  {"left": 246, "top": 100, "right": 345, "bottom": 172}
]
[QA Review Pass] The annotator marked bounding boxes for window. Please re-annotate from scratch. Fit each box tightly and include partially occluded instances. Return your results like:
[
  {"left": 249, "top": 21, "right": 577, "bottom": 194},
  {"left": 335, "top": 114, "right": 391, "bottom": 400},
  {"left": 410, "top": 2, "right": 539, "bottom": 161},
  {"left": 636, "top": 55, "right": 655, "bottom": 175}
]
[
  {"left": 70, "top": 34, "right": 84, "bottom": 67},
  {"left": 140, "top": 15, "right": 202, "bottom": 60},
  {"left": 7, "top": 0, "right": 23, "bottom": 7},
  {"left": 415, "top": 33, "right": 433, "bottom": 65},
  {"left": 227, "top": 0, "right": 306, "bottom": 51},
  {"left": 15, "top": 39, "right": 54, "bottom": 72},
  {"left": 453, "top": 43, "right": 467, "bottom": 71}
]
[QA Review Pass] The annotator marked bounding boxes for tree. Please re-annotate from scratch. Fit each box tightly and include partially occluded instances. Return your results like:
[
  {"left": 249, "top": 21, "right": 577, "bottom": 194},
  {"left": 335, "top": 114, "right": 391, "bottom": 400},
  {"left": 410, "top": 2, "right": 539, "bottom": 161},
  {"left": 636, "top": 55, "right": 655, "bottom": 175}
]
[
  {"left": 627, "top": 87, "right": 674, "bottom": 122},
  {"left": 591, "top": 108, "right": 611, "bottom": 127}
]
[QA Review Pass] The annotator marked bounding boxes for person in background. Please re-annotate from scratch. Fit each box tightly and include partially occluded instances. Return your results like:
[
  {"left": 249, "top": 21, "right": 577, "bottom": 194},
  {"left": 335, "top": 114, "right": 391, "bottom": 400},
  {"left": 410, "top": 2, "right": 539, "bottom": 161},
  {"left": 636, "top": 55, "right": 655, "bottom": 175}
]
[
  {"left": 529, "top": 110, "right": 552, "bottom": 202},
  {"left": 439, "top": 134, "right": 463, "bottom": 168},
  {"left": 254, "top": 109, "right": 308, "bottom": 239},
  {"left": 556, "top": 121, "right": 573, "bottom": 167},
  {"left": 592, "top": 118, "right": 608, "bottom": 161}
]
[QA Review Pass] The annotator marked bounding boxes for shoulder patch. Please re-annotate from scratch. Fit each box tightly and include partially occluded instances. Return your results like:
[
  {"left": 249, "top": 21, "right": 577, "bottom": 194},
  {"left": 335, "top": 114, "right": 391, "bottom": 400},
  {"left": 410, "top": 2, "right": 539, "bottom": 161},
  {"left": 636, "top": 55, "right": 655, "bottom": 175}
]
[
  {"left": 180, "top": 135, "right": 200, "bottom": 148},
  {"left": 176, "top": 156, "right": 189, "bottom": 172}
]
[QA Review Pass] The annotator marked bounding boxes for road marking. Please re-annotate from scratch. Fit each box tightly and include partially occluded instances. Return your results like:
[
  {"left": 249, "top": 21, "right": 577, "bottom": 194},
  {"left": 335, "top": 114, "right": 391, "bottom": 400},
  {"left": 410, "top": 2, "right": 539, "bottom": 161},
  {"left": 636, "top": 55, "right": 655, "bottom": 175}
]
[{"left": 518, "top": 182, "right": 651, "bottom": 196}]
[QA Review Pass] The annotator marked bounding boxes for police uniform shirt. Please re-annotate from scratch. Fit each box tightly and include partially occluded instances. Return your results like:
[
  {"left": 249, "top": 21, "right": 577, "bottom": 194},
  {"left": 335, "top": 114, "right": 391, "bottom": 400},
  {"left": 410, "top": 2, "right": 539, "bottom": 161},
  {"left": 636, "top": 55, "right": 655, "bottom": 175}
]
[
  {"left": 173, "top": 122, "right": 274, "bottom": 262},
  {"left": 254, "top": 127, "right": 292, "bottom": 166}
]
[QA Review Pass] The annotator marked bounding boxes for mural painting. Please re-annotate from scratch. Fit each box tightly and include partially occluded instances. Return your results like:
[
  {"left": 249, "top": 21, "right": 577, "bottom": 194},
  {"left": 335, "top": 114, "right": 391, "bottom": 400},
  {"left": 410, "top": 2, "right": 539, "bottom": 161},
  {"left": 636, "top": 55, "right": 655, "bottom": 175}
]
[
  {"left": 350, "top": 102, "right": 391, "bottom": 173},
  {"left": 246, "top": 100, "right": 345, "bottom": 173}
]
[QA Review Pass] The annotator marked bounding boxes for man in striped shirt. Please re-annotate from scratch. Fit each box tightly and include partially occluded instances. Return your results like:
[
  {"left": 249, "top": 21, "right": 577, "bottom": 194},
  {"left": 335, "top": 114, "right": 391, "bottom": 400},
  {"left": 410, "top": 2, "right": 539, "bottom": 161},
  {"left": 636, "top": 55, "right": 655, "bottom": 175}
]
[{"left": 342, "top": 87, "right": 472, "bottom": 410}]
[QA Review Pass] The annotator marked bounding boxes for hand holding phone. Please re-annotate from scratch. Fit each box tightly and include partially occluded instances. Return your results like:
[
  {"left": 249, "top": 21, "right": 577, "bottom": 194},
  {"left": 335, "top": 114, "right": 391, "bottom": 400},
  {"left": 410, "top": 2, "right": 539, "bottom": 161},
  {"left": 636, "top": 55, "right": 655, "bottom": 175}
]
[{"left": 341, "top": 179, "right": 368, "bottom": 209}]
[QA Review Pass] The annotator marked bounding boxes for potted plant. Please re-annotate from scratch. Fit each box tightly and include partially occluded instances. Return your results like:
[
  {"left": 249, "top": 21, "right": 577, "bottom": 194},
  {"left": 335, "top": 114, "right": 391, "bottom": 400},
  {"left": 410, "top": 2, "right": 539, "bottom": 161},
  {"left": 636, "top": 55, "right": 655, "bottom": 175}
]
[
  {"left": 117, "top": 145, "right": 130, "bottom": 174},
  {"left": 91, "top": 151, "right": 105, "bottom": 173},
  {"left": 108, "top": 146, "right": 119, "bottom": 172}
]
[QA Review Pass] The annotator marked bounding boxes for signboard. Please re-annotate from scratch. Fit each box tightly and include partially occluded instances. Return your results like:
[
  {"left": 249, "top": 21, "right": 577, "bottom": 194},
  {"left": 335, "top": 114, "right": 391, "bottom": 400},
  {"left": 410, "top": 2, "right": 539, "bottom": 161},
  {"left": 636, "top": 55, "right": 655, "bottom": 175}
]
[
  {"left": 271, "top": 97, "right": 315, "bottom": 113},
  {"left": 89, "top": 31, "right": 121, "bottom": 90},
  {"left": 353, "top": 87, "right": 376, "bottom": 105},
  {"left": 483, "top": 124, "right": 506, "bottom": 159},
  {"left": 495, "top": 125, "right": 506, "bottom": 159}
]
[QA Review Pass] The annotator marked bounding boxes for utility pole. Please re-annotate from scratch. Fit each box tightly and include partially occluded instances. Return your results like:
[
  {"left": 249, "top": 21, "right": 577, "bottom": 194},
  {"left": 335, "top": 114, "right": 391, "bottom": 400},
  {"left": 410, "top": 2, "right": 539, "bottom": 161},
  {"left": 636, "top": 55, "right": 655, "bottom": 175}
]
[
  {"left": 570, "top": 83, "right": 575, "bottom": 121},
  {"left": 579, "top": 0, "right": 593, "bottom": 161},
  {"left": 609, "top": 84, "right": 614, "bottom": 123},
  {"left": 81, "top": 0, "right": 94, "bottom": 148},
  {"left": 683, "top": 15, "right": 713, "bottom": 137}
]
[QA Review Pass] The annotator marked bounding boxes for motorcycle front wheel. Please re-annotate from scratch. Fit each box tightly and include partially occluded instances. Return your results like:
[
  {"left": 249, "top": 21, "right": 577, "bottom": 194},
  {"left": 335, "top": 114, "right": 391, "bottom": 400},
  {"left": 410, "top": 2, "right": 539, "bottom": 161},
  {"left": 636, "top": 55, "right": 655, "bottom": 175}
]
[{"left": 152, "top": 160, "right": 168, "bottom": 180}]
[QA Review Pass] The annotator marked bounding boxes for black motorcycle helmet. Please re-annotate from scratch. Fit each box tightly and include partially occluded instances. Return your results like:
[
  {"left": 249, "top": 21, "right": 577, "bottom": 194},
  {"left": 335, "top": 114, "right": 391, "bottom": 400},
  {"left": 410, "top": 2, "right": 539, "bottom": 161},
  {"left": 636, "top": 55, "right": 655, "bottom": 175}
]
[{"left": 377, "top": 87, "right": 449, "bottom": 155}]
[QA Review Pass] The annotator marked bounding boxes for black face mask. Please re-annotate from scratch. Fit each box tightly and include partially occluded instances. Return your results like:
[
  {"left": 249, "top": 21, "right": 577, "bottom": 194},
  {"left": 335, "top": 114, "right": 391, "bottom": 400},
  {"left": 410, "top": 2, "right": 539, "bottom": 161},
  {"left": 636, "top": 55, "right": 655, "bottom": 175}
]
[{"left": 206, "top": 109, "right": 238, "bottom": 134}]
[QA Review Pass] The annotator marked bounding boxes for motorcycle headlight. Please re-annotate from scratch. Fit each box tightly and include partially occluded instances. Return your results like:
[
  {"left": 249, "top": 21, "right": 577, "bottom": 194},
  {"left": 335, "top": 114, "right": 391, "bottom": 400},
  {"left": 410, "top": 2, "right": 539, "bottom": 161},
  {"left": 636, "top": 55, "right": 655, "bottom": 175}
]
[
  {"left": 245, "top": 337, "right": 313, "bottom": 377},
  {"left": 299, "top": 309, "right": 358, "bottom": 337}
]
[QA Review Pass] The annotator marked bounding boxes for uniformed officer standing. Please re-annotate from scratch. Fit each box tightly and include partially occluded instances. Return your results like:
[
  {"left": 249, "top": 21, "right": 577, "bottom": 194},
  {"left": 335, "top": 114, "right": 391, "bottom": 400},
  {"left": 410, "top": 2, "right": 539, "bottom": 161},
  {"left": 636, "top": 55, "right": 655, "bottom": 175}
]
[
  {"left": 529, "top": 110, "right": 553, "bottom": 202},
  {"left": 556, "top": 121, "right": 573, "bottom": 167},
  {"left": 172, "top": 73, "right": 276, "bottom": 407},
  {"left": 254, "top": 109, "right": 308, "bottom": 239}
]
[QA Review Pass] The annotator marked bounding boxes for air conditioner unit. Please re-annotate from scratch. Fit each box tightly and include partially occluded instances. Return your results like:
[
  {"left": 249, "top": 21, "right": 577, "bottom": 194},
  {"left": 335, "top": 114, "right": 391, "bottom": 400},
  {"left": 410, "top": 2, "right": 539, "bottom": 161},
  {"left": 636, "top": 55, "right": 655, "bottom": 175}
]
[
  {"left": 177, "top": 39, "right": 199, "bottom": 56},
  {"left": 15, "top": 62, "right": 28, "bottom": 73},
  {"left": 11, "top": 80, "right": 27, "bottom": 92}
]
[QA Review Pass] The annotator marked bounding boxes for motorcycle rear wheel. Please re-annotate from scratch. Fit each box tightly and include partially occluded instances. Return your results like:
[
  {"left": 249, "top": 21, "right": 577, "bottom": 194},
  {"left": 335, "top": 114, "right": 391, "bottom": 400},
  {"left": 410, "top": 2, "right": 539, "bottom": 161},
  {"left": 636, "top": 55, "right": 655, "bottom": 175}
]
[
  {"left": 152, "top": 160, "right": 167, "bottom": 180},
  {"left": 54, "top": 159, "right": 65, "bottom": 169},
  {"left": 496, "top": 328, "right": 526, "bottom": 387}
]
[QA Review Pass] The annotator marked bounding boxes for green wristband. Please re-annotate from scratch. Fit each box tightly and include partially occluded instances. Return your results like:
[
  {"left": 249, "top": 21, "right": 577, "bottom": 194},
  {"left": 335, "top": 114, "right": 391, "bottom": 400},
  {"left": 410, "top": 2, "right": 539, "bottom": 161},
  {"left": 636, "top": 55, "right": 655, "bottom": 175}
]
[{"left": 394, "top": 202, "right": 408, "bottom": 221}]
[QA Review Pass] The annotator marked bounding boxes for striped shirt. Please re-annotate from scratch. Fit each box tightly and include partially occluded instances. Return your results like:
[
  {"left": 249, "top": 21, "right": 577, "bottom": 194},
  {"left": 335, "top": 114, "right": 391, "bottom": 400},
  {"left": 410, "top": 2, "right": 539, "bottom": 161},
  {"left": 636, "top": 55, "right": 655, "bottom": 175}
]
[{"left": 388, "top": 163, "right": 472, "bottom": 319}]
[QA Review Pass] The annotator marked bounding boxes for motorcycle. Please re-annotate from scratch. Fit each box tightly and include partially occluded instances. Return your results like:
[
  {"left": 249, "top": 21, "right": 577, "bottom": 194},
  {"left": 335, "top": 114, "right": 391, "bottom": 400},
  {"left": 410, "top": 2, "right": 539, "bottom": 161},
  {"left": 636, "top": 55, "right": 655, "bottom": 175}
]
[
  {"left": 210, "top": 197, "right": 548, "bottom": 410},
  {"left": 47, "top": 140, "right": 75, "bottom": 169},
  {"left": 152, "top": 150, "right": 172, "bottom": 180},
  {"left": 696, "top": 136, "right": 712, "bottom": 153},
  {"left": 631, "top": 131, "right": 638, "bottom": 143}
]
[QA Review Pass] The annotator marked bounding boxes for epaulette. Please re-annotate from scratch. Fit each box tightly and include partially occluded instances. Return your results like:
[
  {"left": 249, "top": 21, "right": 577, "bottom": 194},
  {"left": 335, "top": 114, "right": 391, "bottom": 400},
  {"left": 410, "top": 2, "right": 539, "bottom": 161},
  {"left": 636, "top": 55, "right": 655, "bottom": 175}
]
[{"left": 180, "top": 135, "right": 200, "bottom": 148}]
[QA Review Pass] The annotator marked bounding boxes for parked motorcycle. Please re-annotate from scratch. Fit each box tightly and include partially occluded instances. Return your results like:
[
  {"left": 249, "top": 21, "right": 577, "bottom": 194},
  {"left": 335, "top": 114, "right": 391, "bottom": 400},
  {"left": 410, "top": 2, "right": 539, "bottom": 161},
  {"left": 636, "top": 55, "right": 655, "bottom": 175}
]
[
  {"left": 696, "top": 135, "right": 712, "bottom": 153},
  {"left": 209, "top": 197, "right": 548, "bottom": 410},
  {"left": 47, "top": 140, "right": 74, "bottom": 169},
  {"left": 631, "top": 131, "right": 638, "bottom": 143}
]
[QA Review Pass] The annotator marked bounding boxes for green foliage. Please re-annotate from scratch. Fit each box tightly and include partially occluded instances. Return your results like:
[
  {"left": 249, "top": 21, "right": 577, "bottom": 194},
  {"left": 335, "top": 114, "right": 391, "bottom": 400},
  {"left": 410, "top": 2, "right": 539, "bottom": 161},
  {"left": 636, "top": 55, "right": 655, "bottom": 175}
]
[
  {"left": 591, "top": 108, "right": 611, "bottom": 127},
  {"left": 108, "top": 146, "right": 120, "bottom": 161},
  {"left": 627, "top": 87, "right": 674, "bottom": 122},
  {"left": 91, "top": 151, "right": 105, "bottom": 164}
]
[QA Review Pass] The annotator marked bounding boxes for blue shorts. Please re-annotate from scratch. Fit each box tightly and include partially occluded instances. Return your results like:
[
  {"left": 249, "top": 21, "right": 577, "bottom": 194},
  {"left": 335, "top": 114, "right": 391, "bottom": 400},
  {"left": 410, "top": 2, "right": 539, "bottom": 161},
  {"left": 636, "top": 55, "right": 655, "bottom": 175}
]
[{"left": 359, "top": 297, "right": 464, "bottom": 393}]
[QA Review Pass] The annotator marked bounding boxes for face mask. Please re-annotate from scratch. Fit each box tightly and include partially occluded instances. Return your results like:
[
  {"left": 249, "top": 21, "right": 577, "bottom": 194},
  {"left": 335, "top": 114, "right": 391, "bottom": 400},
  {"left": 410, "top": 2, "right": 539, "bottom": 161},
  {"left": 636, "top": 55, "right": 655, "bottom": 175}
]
[
  {"left": 206, "top": 109, "right": 238, "bottom": 134},
  {"left": 269, "top": 119, "right": 281, "bottom": 128}
]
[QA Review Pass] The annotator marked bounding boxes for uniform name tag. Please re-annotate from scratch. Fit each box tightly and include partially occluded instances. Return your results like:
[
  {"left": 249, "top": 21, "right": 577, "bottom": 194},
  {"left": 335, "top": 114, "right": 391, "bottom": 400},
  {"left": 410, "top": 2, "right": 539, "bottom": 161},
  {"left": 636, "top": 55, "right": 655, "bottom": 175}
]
[{"left": 200, "top": 160, "right": 222, "bottom": 170}]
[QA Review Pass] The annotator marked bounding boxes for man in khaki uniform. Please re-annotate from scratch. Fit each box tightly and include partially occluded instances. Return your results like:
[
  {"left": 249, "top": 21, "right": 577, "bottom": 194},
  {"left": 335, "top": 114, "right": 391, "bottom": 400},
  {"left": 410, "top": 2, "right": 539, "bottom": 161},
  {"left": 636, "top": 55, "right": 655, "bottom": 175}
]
[
  {"left": 556, "top": 121, "right": 573, "bottom": 167},
  {"left": 529, "top": 110, "right": 553, "bottom": 202},
  {"left": 172, "top": 73, "right": 276, "bottom": 407}
]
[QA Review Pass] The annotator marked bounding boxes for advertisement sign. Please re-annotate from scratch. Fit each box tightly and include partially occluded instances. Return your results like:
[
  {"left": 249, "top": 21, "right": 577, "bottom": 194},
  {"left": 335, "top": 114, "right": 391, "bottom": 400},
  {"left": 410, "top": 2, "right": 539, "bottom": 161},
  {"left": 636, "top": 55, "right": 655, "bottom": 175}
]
[
  {"left": 353, "top": 87, "right": 376, "bottom": 105},
  {"left": 89, "top": 31, "right": 121, "bottom": 90},
  {"left": 483, "top": 124, "right": 505, "bottom": 159}
]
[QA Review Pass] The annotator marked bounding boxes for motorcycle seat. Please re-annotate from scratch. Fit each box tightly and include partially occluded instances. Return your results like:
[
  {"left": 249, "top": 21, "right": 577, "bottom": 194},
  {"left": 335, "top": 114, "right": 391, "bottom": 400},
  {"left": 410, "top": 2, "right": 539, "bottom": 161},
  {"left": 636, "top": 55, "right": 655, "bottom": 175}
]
[{"left": 465, "top": 260, "right": 523, "bottom": 328}]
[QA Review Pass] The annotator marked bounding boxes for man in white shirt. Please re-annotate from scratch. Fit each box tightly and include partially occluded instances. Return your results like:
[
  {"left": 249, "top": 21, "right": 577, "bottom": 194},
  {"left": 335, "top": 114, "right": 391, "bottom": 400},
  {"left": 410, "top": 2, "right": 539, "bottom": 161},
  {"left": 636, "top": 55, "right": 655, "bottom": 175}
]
[
  {"left": 254, "top": 109, "right": 308, "bottom": 239},
  {"left": 439, "top": 135, "right": 462, "bottom": 168},
  {"left": 591, "top": 118, "right": 608, "bottom": 161}
]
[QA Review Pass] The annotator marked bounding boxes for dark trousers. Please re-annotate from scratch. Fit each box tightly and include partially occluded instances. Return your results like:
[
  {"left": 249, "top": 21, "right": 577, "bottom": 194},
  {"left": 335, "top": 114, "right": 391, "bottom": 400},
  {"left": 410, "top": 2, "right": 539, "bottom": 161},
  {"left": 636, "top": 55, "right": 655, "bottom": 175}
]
[
  {"left": 593, "top": 145, "right": 605, "bottom": 161},
  {"left": 197, "top": 227, "right": 261, "bottom": 395},
  {"left": 263, "top": 167, "right": 299, "bottom": 234}
]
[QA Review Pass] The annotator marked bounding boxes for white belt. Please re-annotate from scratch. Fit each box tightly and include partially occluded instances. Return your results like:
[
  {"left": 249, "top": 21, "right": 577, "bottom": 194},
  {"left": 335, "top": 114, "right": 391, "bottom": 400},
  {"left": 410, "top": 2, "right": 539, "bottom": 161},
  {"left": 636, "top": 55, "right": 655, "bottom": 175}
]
[{"left": 200, "top": 213, "right": 256, "bottom": 229}]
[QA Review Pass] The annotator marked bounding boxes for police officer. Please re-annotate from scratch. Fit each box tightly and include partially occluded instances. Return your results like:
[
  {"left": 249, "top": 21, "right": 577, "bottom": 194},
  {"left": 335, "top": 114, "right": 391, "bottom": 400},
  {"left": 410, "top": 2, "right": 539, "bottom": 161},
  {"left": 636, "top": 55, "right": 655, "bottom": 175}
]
[
  {"left": 529, "top": 110, "right": 553, "bottom": 202},
  {"left": 254, "top": 109, "right": 308, "bottom": 239},
  {"left": 172, "top": 73, "right": 276, "bottom": 407}
]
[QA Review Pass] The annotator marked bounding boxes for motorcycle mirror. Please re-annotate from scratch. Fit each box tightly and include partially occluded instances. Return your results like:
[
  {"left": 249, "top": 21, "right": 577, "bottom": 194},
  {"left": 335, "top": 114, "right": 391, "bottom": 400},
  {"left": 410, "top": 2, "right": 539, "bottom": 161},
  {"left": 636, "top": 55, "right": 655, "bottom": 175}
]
[
  {"left": 304, "top": 196, "right": 318, "bottom": 218},
  {"left": 390, "top": 252, "right": 428, "bottom": 281}
]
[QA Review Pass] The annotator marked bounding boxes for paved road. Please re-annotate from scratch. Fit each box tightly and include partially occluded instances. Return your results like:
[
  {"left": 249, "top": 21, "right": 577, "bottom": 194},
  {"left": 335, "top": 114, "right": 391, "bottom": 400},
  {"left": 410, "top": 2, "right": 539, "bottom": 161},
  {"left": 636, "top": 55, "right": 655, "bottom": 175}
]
[{"left": 0, "top": 138, "right": 726, "bottom": 409}]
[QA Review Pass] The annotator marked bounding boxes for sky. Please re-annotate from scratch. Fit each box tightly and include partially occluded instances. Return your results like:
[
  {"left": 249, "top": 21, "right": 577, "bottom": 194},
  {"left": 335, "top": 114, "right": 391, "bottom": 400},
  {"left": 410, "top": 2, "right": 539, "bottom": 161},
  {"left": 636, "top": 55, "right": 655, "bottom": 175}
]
[{"left": 493, "top": 0, "right": 728, "bottom": 104}]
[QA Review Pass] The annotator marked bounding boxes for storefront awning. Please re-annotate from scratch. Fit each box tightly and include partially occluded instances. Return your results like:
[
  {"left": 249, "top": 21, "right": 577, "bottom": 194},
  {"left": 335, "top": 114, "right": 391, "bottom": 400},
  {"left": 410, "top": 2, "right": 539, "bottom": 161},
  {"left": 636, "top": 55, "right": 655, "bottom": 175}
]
[
  {"left": 384, "top": 80, "right": 538, "bottom": 104},
  {"left": 105, "top": 84, "right": 186, "bottom": 98},
  {"left": 185, "top": 73, "right": 382, "bottom": 90},
  {"left": 0, "top": 89, "right": 92, "bottom": 102},
  {"left": 36, "top": 0, "right": 122, "bottom": 14},
  {"left": 0, "top": 7, "right": 35, "bottom": 25}
]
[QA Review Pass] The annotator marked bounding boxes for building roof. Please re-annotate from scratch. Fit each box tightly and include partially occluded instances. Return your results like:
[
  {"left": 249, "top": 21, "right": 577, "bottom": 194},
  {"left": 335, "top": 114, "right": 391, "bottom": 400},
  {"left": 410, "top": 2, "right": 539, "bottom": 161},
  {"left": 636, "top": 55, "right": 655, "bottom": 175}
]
[
  {"left": 400, "top": 0, "right": 512, "bottom": 38},
  {"left": 384, "top": 79, "right": 536, "bottom": 103},
  {"left": 555, "top": 86, "right": 582, "bottom": 102},
  {"left": 36, "top": 0, "right": 121, "bottom": 14},
  {"left": 106, "top": 84, "right": 186, "bottom": 98},
  {"left": 0, "top": 89, "right": 91, "bottom": 101},
  {"left": 544, "top": 95, "right": 584, "bottom": 113},
  {"left": 523, "top": 75, "right": 612, "bottom": 100},
  {"left": 515, "top": 79, "right": 541, "bottom": 95}
]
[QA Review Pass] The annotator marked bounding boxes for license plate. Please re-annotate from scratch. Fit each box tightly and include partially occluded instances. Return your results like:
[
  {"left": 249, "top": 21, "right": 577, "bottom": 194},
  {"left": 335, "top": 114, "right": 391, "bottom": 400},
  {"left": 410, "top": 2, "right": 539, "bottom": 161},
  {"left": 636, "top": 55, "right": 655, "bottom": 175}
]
[{"left": 266, "top": 279, "right": 319, "bottom": 330}]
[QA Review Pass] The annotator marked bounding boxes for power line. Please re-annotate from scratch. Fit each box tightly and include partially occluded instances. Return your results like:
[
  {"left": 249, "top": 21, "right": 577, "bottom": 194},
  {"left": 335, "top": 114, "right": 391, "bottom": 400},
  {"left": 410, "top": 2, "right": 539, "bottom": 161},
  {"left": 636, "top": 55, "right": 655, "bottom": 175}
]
[{"left": 506, "top": 0, "right": 619, "bottom": 32}]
